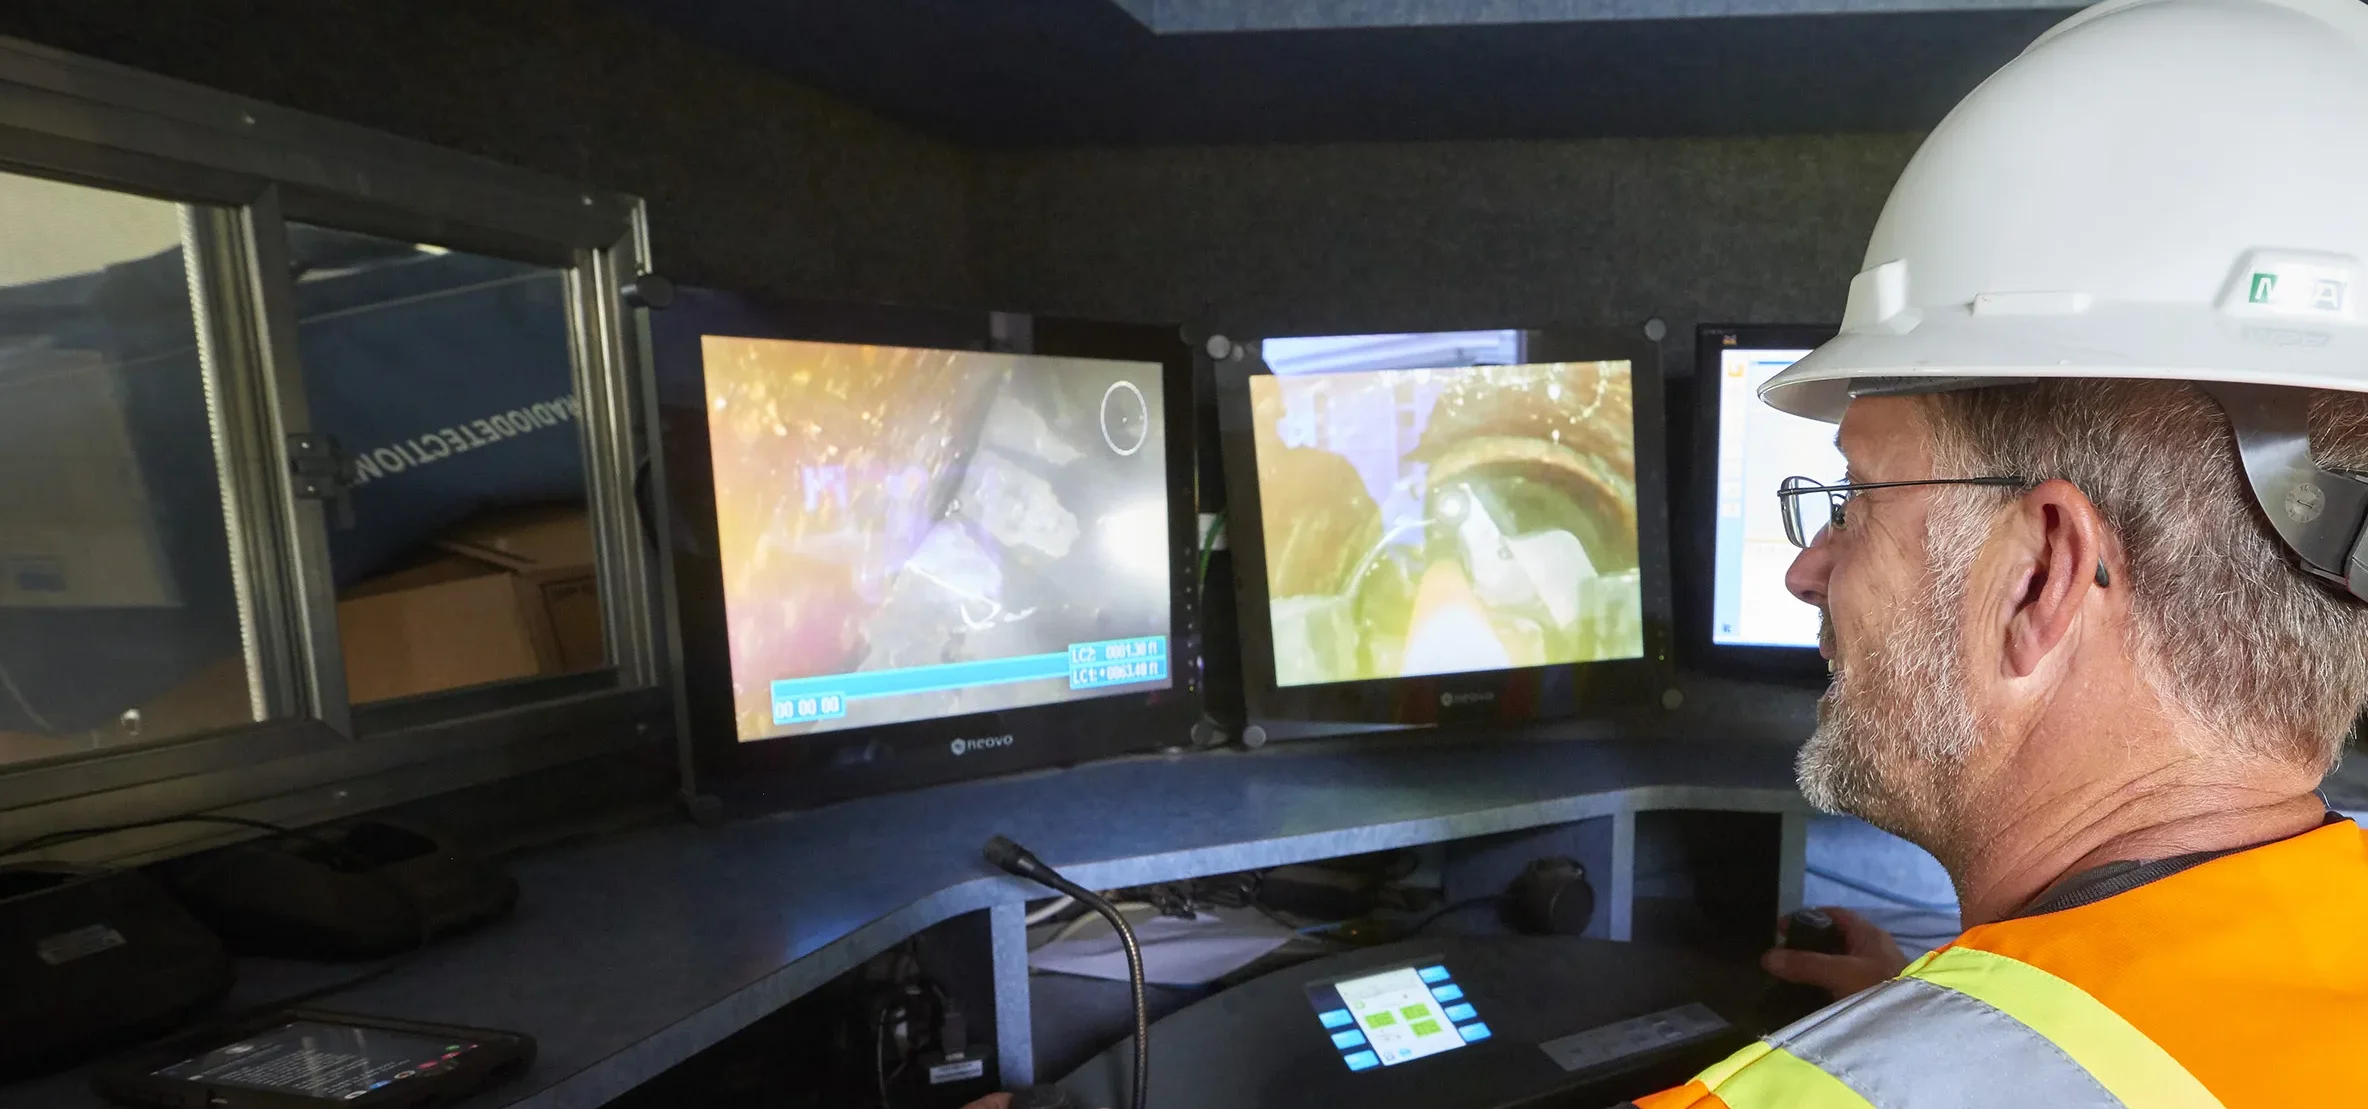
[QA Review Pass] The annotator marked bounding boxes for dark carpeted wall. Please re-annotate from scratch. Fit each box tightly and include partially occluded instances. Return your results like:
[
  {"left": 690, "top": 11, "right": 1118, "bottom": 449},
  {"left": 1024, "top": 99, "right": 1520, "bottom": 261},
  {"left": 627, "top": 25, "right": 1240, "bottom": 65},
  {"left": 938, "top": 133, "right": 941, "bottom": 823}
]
[
  {"left": 968, "top": 136, "right": 1913, "bottom": 352},
  {"left": 0, "top": 0, "right": 979, "bottom": 309}
]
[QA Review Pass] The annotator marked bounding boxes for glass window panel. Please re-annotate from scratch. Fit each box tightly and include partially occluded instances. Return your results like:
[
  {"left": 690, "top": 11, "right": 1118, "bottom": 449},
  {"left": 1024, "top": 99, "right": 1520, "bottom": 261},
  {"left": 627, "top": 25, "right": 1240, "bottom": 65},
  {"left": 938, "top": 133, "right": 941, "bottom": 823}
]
[
  {"left": 0, "top": 171, "right": 262, "bottom": 764},
  {"left": 287, "top": 224, "right": 607, "bottom": 708}
]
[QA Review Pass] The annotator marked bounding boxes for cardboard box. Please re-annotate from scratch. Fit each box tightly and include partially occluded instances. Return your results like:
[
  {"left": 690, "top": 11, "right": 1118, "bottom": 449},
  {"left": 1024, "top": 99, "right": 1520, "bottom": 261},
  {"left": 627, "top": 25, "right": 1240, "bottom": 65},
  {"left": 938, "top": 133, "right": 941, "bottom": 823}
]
[{"left": 338, "top": 506, "right": 606, "bottom": 704}]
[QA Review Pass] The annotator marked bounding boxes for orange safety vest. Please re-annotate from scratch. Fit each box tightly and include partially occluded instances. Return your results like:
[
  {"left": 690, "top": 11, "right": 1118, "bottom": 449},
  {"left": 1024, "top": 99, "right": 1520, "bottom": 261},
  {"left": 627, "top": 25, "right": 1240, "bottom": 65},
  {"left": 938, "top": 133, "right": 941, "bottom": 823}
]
[{"left": 1636, "top": 819, "right": 2368, "bottom": 1108}]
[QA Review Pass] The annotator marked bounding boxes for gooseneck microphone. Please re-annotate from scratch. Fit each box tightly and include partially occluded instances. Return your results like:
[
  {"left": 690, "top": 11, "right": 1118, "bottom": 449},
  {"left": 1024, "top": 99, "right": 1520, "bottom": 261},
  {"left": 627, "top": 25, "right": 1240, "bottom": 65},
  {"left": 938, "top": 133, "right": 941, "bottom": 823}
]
[{"left": 984, "top": 835, "right": 1149, "bottom": 1109}]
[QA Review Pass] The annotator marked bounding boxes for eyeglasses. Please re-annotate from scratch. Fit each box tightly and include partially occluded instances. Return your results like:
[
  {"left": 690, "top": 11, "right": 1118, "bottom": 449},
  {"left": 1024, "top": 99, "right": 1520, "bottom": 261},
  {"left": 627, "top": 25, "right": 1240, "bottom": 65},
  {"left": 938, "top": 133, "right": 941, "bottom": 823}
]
[{"left": 1775, "top": 475, "right": 2031, "bottom": 549}]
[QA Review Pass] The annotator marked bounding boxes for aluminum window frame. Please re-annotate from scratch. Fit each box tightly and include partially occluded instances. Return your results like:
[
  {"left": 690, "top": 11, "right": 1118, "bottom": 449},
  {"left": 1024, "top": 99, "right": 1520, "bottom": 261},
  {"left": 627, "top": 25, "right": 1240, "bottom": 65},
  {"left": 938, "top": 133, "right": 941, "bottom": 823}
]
[{"left": 0, "top": 36, "right": 668, "bottom": 863}]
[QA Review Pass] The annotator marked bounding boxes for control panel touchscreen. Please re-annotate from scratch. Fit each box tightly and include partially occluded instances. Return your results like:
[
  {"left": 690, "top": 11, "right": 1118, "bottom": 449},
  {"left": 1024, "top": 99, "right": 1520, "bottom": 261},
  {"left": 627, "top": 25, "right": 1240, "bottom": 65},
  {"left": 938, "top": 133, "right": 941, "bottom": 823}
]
[{"left": 1304, "top": 961, "right": 1492, "bottom": 1071}]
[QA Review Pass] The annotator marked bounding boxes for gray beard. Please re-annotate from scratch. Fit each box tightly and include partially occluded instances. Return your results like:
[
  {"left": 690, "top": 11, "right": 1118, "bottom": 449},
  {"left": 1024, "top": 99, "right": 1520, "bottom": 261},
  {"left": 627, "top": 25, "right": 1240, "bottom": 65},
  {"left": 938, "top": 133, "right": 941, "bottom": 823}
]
[
  {"left": 1796, "top": 641, "right": 1979, "bottom": 853},
  {"left": 1796, "top": 565, "right": 1984, "bottom": 857}
]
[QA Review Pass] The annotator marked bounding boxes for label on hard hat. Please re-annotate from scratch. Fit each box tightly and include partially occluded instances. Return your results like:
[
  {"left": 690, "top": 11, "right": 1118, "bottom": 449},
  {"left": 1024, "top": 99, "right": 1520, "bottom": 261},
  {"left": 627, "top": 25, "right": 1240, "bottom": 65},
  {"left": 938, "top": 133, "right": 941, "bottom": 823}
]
[{"left": 2223, "top": 251, "right": 2363, "bottom": 322}]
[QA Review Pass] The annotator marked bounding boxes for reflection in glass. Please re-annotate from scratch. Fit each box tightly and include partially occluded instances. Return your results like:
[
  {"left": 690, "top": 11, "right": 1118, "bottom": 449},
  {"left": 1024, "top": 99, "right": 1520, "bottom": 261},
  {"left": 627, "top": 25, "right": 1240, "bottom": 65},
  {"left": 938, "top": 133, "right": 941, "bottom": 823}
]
[
  {"left": 0, "top": 171, "right": 257, "bottom": 764},
  {"left": 286, "top": 225, "right": 605, "bottom": 706}
]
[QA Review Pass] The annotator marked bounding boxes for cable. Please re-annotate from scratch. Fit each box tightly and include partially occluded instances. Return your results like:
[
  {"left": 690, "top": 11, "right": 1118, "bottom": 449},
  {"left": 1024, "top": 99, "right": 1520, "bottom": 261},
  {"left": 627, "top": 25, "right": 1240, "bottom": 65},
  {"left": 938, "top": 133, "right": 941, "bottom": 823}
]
[
  {"left": 1024, "top": 895, "right": 1077, "bottom": 926},
  {"left": 1194, "top": 510, "right": 1227, "bottom": 594},
  {"left": 1254, "top": 903, "right": 1337, "bottom": 939},
  {"left": 1195, "top": 873, "right": 1259, "bottom": 910},
  {"left": 0, "top": 659, "right": 58, "bottom": 734},
  {"left": 1406, "top": 896, "right": 1500, "bottom": 936},
  {"left": 0, "top": 813, "right": 334, "bottom": 862},
  {"left": 987, "top": 836, "right": 1149, "bottom": 1109},
  {"left": 875, "top": 1006, "right": 894, "bottom": 1109},
  {"left": 2, "top": 814, "right": 435, "bottom": 1013},
  {"left": 227, "top": 950, "right": 421, "bottom": 1019},
  {"left": 865, "top": 939, "right": 952, "bottom": 1109},
  {"left": 1044, "top": 900, "right": 1154, "bottom": 945},
  {"left": 1804, "top": 865, "right": 1960, "bottom": 913}
]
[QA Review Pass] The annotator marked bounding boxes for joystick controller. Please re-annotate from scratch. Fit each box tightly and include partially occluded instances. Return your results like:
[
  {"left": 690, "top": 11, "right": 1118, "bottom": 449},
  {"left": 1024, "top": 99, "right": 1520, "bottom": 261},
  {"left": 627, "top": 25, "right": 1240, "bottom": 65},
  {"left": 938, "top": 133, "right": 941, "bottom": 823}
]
[
  {"left": 1010, "top": 1084, "right": 1076, "bottom": 1109},
  {"left": 1760, "top": 908, "right": 1849, "bottom": 1029},
  {"left": 1782, "top": 908, "right": 1847, "bottom": 956}
]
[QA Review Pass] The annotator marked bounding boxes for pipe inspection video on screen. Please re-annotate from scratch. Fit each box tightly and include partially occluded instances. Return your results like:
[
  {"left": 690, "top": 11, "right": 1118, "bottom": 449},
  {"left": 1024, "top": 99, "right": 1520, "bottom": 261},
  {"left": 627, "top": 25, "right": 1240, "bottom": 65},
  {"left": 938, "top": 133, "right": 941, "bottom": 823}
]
[
  {"left": 701, "top": 337, "right": 1173, "bottom": 742},
  {"left": 1248, "top": 361, "right": 1643, "bottom": 688}
]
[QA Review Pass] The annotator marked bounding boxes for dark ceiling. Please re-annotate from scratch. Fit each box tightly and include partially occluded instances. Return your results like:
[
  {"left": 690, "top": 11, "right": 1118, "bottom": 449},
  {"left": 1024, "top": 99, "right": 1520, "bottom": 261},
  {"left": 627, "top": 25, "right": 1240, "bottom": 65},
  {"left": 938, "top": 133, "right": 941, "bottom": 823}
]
[{"left": 613, "top": 0, "right": 2072, "bottom": 147}]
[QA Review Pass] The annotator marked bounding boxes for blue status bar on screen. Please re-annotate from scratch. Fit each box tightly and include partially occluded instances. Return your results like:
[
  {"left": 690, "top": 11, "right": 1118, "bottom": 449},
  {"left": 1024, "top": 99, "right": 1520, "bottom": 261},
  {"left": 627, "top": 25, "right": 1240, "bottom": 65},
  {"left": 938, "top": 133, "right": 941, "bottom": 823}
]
[{"left": 771, "top": 636, "right": 1169, "bottom": 725}]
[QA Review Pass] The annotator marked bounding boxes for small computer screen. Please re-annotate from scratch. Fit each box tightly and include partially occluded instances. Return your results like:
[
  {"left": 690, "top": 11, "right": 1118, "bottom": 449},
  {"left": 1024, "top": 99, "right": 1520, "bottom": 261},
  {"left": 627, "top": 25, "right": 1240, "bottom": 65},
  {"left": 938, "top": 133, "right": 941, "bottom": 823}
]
[
  {"left": 156, "top": 1022, "right": 481, "bottom": 1101},
  {"left": 1305, "top": 961, "right": 1491, "bottom": 1071},
  {"left": 1710, "top": 346, "right": 1842, "bottom": 649},
  {"left": 1246, "top": 360, "right": 1642, "bottom": 688},
  {"left": 701, "top": 337, "right": 1173, "bottom": 741}
]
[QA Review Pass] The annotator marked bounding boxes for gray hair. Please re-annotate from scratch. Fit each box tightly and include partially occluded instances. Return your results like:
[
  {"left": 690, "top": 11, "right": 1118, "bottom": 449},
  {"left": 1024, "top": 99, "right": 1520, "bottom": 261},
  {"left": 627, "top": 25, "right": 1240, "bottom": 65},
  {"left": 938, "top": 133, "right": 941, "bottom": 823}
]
[{"left": 1918, "top": 380, "right": 2368, "bottom": 773}]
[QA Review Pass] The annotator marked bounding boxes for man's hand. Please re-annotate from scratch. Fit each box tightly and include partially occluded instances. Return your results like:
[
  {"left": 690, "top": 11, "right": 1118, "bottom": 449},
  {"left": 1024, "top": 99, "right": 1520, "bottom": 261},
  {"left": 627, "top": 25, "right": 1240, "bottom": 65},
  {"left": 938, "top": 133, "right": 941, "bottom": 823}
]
[{"left": 1762, "top": 906, "right": 1911, "bottom": 1000}]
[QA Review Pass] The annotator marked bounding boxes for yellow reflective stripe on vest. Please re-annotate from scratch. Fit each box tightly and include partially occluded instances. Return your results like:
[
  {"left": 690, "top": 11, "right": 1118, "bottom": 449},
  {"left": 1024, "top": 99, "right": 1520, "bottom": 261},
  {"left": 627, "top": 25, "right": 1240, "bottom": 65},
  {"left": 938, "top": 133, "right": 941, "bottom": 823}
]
[
  {"left": 1907, "top": 946, "right": 2223, "bottom": 1109},
  {"left": 1693, "top": 1039, "right": 1774, "bottom": 1090},
  {"left": 1683, "top": 945, "right": 2224, "bottom": 1109},
  {"left": 1774, "top": 975, "right": 2122, "bottom": 1107},
  {"left": 1707, "top": 1043, "right": 1879, "bottom": 1109}
]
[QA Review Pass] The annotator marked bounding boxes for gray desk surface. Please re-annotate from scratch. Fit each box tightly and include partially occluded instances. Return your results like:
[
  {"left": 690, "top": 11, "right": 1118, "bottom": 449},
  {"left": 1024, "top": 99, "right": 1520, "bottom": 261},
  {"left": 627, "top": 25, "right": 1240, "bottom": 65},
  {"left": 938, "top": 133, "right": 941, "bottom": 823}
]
[{"left": 16, "top": 735, "right": 1802, "bottom": 1109}]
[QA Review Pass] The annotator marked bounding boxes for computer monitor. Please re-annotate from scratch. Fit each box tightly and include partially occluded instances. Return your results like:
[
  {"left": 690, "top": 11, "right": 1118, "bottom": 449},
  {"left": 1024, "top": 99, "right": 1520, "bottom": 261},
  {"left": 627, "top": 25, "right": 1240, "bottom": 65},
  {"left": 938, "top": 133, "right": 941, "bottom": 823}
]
[
  {"left": 1686, "top": 324, "right": 1841, "bottom": 680},
  {"left": 651, "top": 288, "right": 1199, "bottom": 804},
  {"left": 1216, "top": 328, "right": 1673, "bottom": 733},
  {"left": 1262, "top": 330, "right": 1525, "bottom": 377}
]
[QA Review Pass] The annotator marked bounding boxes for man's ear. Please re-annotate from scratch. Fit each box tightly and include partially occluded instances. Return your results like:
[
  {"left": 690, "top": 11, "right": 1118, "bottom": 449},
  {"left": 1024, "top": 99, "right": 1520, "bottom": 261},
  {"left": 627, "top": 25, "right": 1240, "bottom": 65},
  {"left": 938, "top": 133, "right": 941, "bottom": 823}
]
[{"left": 1999, "top": 479, "right": 2110, "bottom": 678}]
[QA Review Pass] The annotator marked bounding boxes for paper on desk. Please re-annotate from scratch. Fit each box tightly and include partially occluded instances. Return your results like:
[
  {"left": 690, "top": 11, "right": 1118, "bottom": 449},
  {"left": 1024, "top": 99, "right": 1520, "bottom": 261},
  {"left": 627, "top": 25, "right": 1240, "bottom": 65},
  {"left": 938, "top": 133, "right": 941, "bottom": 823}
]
[{"left": 1028, "top": 904, "right": 1295, "bottom": 986}]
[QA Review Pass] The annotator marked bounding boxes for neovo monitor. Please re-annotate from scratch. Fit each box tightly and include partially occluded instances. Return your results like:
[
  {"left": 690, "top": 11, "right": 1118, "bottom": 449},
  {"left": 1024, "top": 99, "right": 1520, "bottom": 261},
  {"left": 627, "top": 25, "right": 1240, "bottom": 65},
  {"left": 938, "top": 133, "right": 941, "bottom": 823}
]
[
  {"left": 650, "top": 288, "right": 1199, "bottom": 804},
  {"left": 1216, "top": 328, "right": 1672, "bottom": 734}
]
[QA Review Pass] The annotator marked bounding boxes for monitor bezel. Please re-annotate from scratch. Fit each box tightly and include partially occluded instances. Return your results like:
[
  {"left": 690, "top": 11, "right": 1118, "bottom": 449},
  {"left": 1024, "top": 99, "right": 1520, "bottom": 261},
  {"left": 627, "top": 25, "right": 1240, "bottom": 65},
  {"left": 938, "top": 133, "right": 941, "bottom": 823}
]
[
  {"left": 651, "top": 287, "right": 1201, "bottom": 808},
  {"left": 1214, "top": 327, "right": 1675, "bottom": 732},
  {"left": 1680, "top": 323, "right": 1838, "bottom": 685}
]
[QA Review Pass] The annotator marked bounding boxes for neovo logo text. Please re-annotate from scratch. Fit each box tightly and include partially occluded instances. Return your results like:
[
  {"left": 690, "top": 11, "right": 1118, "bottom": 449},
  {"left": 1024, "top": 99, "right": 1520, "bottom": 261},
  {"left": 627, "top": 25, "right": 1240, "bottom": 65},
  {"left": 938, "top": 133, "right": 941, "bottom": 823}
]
[{"left": 950, "top": 734, "right": 1016, "bottom": 756}]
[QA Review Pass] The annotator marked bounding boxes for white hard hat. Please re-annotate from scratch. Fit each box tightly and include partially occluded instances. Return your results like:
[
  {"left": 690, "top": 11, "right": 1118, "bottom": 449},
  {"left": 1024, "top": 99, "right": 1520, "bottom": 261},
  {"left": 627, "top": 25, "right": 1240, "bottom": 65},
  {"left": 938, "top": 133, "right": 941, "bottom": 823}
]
[{"left": 1761, "top": 0, "right": 2368, "bottom": 424}]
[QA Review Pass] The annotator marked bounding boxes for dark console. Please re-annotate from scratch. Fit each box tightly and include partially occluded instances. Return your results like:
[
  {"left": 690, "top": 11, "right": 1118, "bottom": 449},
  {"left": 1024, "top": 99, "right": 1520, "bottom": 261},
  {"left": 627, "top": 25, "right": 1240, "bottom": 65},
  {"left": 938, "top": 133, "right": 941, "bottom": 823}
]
[{"left": 1056, "top": 936, "right": 1762, "bottom": 1108}]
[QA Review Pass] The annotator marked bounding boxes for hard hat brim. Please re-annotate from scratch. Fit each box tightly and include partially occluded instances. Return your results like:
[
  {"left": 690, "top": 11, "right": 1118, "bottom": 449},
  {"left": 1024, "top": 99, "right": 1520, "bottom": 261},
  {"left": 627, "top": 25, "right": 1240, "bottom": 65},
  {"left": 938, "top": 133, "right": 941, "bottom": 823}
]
[{"left": 1761, "top": 305, "right": 2368, "bottom": 423}]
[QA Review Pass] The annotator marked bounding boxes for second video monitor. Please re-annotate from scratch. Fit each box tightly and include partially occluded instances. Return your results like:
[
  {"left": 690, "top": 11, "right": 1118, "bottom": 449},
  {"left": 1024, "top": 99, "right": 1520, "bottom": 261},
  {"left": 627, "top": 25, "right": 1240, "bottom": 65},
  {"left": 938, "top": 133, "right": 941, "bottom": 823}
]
[
  {"left": 1245, "top": 360, "right": 1643, "bottom": 686},
  {"left": 1222, "top": 329, "right": 1671, "bottom": 730}
]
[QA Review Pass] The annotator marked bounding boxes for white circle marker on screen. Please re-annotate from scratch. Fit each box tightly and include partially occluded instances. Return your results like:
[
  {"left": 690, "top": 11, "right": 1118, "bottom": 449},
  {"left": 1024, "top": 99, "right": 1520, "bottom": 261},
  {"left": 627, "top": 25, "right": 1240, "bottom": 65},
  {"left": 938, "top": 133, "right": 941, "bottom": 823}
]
[{"left": 1101, "top": 380, "right": 1149, "bottom": 457}]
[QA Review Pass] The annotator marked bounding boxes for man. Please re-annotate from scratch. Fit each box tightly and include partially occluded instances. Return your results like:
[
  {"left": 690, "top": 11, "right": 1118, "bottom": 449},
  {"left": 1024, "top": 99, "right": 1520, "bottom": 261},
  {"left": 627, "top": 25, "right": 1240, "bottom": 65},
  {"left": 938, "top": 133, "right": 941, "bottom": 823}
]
[
  {"left": 1646, "top": 383, "right": 2368, "bottom": 1108},
  {"left": 1641, "top": 0, "right": 2368, "bottom": 1103}
]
